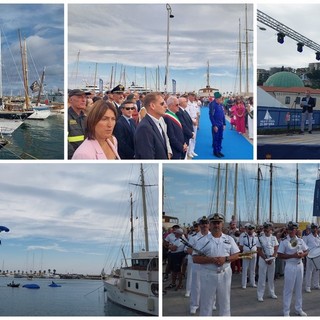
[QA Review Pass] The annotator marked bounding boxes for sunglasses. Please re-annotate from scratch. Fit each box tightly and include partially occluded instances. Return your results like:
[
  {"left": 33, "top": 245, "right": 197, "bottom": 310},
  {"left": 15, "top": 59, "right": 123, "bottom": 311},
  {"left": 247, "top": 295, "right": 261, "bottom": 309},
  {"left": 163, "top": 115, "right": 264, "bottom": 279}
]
[{"left": 125, "top": 107, "right": 135, "bottom": 110}]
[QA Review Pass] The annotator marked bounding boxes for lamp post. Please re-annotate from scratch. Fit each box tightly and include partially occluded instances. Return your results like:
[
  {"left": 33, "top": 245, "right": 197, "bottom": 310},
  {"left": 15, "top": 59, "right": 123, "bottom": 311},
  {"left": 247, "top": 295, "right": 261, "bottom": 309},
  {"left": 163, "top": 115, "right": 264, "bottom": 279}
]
[{"left": 165, "top": 4, "right": 174, "bottom": 93}]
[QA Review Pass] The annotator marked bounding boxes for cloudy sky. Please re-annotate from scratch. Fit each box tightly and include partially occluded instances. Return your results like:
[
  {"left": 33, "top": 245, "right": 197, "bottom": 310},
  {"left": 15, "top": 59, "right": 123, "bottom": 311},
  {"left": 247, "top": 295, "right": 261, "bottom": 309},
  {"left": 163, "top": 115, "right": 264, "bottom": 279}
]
[
  {"left": 68, "top": 3, "right": 253, "bottom": 94},
  {"left": 163, "top": 163, "right": 320, "bottom": 227},
  {"left": 0, "top": 4, "right": 64, "bottom": 96},
  {"left": 0, "top": 164, "right": 159, "bottom": 275},
  {"left": 257, "top": 4, "right": 320, "bottom": 70}
]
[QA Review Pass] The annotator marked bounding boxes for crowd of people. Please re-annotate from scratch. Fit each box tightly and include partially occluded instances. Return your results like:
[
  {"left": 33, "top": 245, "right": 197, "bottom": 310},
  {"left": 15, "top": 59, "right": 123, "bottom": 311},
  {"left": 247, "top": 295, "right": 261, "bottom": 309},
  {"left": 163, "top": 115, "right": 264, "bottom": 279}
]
[
  {"left": 68, "top": 85, "right": 254, "bottom": 160},
  {"left": 163, "top": 216, "right": 320, "bottom": 316}
]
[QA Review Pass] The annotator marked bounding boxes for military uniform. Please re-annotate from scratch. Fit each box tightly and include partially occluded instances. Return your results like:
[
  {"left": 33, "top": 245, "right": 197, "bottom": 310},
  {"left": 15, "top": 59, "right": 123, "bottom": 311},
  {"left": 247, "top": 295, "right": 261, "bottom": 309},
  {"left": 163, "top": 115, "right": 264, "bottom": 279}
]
[
  {"left": 256, "top": 231, "right": 278, "bottom": 300},
  {"left": 194, "top": 232, "right": 239, "bottom": 316},
  {"left": 278, "top": 222, "right": 308, "bottom": 317},
  {"left": 68, "top": 107, "right": 86, "bottom": 159},
  {"left": 239, "top": 228, "right": 257, "bottom": 288},
  {"left": 303, "top": 225, "right": 320, "bottom": 292}
]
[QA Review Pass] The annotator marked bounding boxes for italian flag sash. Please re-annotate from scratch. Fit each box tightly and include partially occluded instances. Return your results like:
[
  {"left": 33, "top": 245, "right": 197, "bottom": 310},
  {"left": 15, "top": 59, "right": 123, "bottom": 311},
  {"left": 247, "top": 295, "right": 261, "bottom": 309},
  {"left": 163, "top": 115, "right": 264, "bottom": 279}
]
[{"left": 165, "top": 110, "right": 182, "bottom": 128}]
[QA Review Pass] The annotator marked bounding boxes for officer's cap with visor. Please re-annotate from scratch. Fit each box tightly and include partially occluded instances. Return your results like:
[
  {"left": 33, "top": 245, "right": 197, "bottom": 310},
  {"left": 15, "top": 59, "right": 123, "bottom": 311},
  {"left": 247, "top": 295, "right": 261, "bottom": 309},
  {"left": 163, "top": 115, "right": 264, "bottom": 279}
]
[
  {"left": 246, "top": 223, "right": 255, "bottom": 230},
  {"left": 263, "top": 222, "right": 273, "bottom": 229},
  {"left": 197, "top": 216, "right": 209, "bottom": 225},
  {"left": 311, "top": 223, "right": 319, "bottom": 229},
  {"left": 208, "top": 213, "right": 224, "bottom": 223},
  {"left": 192, "top": 221, "right": 199, "bottom": 227},
  {"left": 286, "top": 221, "right": 299, "bottom": 231}
]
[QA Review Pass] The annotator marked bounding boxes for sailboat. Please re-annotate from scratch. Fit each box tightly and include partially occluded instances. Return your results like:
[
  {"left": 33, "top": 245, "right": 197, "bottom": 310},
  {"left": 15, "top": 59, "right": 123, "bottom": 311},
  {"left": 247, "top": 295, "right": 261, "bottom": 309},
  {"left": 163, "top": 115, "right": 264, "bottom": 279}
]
[
  {"left": 198, "top": 61, "right": 219, "bottom": 98},
  {"left": 27, "top": 68, "right": 51, "bottom": 120},
  {"left": 103, "top": 165, "right": 159, "bottom": 316}
]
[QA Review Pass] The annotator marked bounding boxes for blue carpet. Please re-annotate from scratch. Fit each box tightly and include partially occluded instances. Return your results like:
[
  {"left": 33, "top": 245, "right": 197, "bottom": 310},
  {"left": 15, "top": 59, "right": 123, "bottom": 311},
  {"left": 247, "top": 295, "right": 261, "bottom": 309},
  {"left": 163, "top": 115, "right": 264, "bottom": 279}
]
[{"left": 194, "top": 106, "right": 253, "bottom": 160}]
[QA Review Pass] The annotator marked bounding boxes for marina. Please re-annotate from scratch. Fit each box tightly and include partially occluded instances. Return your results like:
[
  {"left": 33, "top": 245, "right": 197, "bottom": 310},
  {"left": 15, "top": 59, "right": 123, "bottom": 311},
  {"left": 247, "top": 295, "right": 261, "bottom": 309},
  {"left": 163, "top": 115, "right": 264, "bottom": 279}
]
[{"left": 0, "top": 114, "right": 64, "bottom": 159}]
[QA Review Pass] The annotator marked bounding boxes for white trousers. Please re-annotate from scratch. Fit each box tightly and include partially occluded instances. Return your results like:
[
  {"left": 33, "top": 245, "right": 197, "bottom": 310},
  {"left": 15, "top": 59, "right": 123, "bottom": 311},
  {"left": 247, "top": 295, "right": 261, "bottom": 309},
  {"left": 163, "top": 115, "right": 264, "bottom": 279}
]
[
  {"left": 186, "top": 255, "right": 193, "bottom": 294},
  {"left": 283, "top": 261, "right": 304, "bottom": 315},
  {"left": 305, "top": 257, "right": 319, "bottom": 289},
  {"left": 257, "top": 258, "right": 276, "bottom": 299},
  {"left": 199, "top": 266, "right": 232, "bottom": 316},
  {"left": 242, "top": 254, "right": 257, "bottom": 287},
  {"left": 190, "top": 263, "right": 200, "bottom": 310}
]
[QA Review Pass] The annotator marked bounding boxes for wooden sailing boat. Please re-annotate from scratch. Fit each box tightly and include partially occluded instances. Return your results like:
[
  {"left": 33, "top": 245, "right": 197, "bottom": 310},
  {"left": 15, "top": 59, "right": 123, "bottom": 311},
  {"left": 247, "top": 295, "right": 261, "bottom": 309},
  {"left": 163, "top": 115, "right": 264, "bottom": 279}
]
[
  {"left": 18, "top": 30, "right": 51, "bottom": 120},
  {"left": 198, "top": 61, "right": 219, "bottom": 98},
  {"left": 103, "top": 164, "right": 159, "bottom": 315}
]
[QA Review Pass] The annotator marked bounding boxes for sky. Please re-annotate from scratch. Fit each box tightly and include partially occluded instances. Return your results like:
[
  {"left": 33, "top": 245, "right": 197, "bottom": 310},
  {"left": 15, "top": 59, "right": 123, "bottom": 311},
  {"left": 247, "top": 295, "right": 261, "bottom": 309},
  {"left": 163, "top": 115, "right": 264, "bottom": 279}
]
[
  {"left": 68, "top": 3, "right": 253, "bottom": 95},
  {"left": 163, "top": 163, "right": 320, "bottom": 227},
  {"left": 257, "top": 4, "right": 320, "bottom": 70},
  {"left": 0, "top": 163, "right": 159, "bottom": 275},
  {"left": 0, "top": 4, "right": 64, "bottom": 96}
]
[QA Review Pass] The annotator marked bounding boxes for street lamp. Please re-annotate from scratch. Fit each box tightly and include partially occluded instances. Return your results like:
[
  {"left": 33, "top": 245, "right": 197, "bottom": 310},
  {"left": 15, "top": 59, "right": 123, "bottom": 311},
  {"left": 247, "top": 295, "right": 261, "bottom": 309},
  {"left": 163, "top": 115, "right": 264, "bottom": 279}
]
[{"left": 165, "top": 4, "right": 174, "bottom": 93}]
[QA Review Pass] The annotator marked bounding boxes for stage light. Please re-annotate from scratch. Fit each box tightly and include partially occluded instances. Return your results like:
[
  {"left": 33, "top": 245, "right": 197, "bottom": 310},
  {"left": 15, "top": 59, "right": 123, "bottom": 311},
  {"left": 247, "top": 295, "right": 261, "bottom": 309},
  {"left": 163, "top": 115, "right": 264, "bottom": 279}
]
[
  {"left": 316, "top": 52, "right": 320, "bottom": 61},
  {"left": 297, "top": 42, "right": 304, "bottom": 53},
  {"left": 277, "top": 32, "right": 285, "bottom": 44}
]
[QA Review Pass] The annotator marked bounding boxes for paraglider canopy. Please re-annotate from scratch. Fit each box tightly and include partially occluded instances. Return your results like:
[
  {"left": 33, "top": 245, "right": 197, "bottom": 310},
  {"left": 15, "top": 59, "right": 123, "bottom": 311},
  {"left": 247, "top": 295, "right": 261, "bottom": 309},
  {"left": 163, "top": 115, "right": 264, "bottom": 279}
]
[{"left": 0, "top": 226, "right": 9, "bottom": 232}]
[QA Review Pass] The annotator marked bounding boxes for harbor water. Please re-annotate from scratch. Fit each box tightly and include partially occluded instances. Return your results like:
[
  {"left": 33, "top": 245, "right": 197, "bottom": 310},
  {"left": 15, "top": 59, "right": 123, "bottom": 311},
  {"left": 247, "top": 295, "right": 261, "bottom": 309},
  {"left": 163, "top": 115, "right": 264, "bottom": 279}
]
[
  {"left": 0, "top": 113, "right": 64, "bottom": 160},
  {"left": 0, "top": 277, "right": 139, "bottom": 316}
]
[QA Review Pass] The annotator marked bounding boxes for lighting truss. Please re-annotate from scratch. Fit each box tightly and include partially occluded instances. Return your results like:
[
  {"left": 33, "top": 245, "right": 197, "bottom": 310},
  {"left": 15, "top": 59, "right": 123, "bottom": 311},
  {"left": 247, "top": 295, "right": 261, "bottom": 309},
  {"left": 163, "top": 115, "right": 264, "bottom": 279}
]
[{"left": 257, "top": 10, "right": 320, "bottom": 53}]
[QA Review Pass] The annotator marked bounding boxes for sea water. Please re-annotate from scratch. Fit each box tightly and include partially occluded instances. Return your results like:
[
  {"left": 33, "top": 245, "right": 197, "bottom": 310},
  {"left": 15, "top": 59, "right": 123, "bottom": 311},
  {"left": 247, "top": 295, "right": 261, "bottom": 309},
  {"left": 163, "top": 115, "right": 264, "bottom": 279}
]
[
  {"left": 0, "top": 113, "right": 64, "bottom": 160},
  {"left": 0, "top": 277, "right": 139, "bottom": 316}
]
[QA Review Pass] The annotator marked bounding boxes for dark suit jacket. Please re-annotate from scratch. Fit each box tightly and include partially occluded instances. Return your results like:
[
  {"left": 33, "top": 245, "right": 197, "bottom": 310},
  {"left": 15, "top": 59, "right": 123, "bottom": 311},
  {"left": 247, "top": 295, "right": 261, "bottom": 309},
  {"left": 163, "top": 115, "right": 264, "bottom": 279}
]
[
  {"left": 134, "top": 114, "right": 168, "bottom": 159},
  {"left": 163, "top": 114, "right": 185, "bottom": 159},
  {"left": 113, "top": 116, "right": 136, "bottom": 159},
  {"left": 301, "top": 96, "right": 316, "bottom": 113},
  {"left": 176, "top": 108, "right": 193, "bottom": 145},
  {"left": 113, "top": 102, "right": 122, "bottom": 118}
]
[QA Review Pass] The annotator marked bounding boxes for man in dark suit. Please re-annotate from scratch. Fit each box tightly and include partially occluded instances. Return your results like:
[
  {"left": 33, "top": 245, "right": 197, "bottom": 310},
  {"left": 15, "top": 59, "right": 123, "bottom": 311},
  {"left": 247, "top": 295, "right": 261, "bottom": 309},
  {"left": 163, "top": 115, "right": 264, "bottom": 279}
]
[
  {"left": 113, "top": 99, "right": 137, "bottom": 159},
  {"left": 164, "top": 96, "right": 187, "bottom": 159},
  {"left": 134, "top": 92, "right": 168, "bottom": 159},
  {"left": 176, "top": 96, "right": 194, "bottom": 157},
  {"left": 300, "top": 90, "right": 316, "bottom": 134},
  {"left": 110, "top": 84, "right": 125, "bottom": 118}
]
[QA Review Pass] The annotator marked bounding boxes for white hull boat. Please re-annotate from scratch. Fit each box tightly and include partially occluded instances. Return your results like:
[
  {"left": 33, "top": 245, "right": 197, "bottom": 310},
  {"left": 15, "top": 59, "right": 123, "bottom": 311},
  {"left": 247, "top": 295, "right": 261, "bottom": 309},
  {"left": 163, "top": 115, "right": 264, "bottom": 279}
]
[{"left": 0, "top": 119, "right": 23, "bottom": 135}]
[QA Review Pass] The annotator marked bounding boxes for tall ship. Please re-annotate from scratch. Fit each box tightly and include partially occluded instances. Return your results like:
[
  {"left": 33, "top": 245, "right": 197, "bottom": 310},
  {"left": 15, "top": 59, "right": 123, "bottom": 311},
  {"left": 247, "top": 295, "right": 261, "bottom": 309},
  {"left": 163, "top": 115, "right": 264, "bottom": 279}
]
[{"left": 103, "top": 164, "right": 159, "bottom": 316}]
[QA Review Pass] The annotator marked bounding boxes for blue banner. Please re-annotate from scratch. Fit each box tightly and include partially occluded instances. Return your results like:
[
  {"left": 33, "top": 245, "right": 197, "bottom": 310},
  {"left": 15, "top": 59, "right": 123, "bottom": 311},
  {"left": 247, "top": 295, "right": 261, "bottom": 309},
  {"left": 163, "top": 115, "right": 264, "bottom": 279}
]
[
  {"left": 313, "top": 179, "right": 320, "bottom": 216},
  {"left": 172, "top": 79, "right": 176, "bottom": 94},
  {"left": 258, "top": 106, "right": 320, "bottom": 130}
]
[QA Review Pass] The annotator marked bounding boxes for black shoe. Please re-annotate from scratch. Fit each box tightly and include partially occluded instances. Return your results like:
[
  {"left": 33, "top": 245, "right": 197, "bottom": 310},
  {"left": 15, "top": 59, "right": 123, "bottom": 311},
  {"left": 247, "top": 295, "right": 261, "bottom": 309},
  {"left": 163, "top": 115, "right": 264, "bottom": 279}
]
[
  {"left": 219, "top": 152, "right": 225, "bottom": 157},
  {"left": 309, "top": 131, "right": 312, "bottom": 134},
  {"left": 214, "top": 152, "right": 221, "bottom": 158},
  {"left": 299, "top": 131, "right": 304, "bottom": 134}
]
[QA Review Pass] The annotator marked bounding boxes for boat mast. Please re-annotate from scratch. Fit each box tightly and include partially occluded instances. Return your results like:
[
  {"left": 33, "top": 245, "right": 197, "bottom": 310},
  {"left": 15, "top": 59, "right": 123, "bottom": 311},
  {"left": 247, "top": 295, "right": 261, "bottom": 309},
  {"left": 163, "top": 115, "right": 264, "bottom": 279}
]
[
  {"left": 19, "top": 30, "right": 30, "bottom": 110},
  {"left": 206, "top": 60, "right": 210, "bottom": 88},
  {"left": 245, "top": 4, "right": 249, "bottom": 95},
  {"left": 296, "top": 164, "right": 299, "bottom": 222},
  {"left": 256, "top": 164, "right": 262, "bottom": 225},
  {"left": 238, "top": 19, "right": 242, "bottom": 94},
  {"left": 93, "top": 62, "right": 98, "bottom": 92},
  {"left": 36, "top": 67, "right": 45, "bottom": 106},
  {"left": 130, "top": 192, "right": 134, "bottom": 254},
  {"left": 216, "top": 164, "right": 221, "bottom": 213},
  {"left": 233, "top": 164, "right": 238, "bottom": 219},
  {"left": 269, "top": 164, "right": 273, "bottom": 222},
  {"left": 140, "top": 164, "right": 149, "bottom": 252},
  {"left": 223, "top": 164, "right": 228, "bottom": 217}
]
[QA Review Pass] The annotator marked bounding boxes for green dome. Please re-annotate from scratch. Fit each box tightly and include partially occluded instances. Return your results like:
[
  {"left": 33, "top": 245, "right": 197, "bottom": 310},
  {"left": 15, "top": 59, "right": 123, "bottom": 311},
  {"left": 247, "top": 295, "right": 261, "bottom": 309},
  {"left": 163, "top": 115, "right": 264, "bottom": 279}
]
[{"left": 265, "top": 71, "right": 304, "bottom": 88}]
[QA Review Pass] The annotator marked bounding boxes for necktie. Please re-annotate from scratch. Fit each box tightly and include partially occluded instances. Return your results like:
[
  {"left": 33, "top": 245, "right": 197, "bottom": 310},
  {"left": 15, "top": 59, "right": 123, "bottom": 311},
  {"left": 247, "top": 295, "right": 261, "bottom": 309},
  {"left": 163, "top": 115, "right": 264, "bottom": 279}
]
[{"left": 128, "top": 118, "right": 135, "bottom": 133}]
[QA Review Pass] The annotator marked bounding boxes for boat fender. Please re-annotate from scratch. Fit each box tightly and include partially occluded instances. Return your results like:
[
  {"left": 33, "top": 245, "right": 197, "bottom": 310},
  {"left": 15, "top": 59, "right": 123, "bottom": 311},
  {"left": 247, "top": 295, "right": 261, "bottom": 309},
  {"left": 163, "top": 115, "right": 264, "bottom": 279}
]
[
  {"left": 147, "top": 297, "right": 155, "bottom": 311},
  {"left": 119, "top": 278, "right": 126, "bottom": 292}
]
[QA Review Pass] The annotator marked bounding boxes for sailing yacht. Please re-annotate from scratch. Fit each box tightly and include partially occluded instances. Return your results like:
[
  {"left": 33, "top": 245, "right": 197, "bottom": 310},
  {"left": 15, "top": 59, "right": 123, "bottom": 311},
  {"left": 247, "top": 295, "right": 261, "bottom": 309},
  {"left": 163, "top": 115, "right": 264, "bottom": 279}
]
[{"left": 103, "top": 165, "right": 159, "bottom": 316}]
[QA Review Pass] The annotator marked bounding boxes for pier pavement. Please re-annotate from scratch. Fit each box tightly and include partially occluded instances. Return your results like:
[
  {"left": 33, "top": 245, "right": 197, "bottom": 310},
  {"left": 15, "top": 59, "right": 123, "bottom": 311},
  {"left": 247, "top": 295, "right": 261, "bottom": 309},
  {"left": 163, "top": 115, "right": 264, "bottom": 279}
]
[{"left": 162, "top": 272, "right": 320, "bottom": 316}]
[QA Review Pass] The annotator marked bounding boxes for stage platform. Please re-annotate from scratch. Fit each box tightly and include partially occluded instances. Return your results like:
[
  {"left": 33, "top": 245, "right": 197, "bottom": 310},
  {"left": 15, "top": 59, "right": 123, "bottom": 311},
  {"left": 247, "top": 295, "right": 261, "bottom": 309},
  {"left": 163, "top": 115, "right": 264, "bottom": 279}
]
[{"left": 257, "top": 131, "right": 320, "bottom": 159}]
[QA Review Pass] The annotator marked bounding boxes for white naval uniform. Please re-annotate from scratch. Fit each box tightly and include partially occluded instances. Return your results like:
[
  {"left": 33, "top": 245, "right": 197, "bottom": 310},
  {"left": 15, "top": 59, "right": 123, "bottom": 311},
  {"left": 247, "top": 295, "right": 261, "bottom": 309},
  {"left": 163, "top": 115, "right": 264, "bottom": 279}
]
[
  {"left": 239, "top": 233, "right": 257, "bottom": 288},
  {"left": 194, "top": 233, "right": 240, "bottom": 316},
  {"left": 278, "top": 236, "right": 308, "bottom": 316},
  {"left": 186, "top": 101, "right": 198, "bottom": 155},
  {"left": 188, "top": 232, "right": 211, "bottom": 313},
  {"left": 303, "top": 232, "right": 320, "bottom": 290},
  {"left": 256, "top": 234, "right": 278, "bottom": 299},
  {"left": 185, "top": 232, "right": 199, "bottom": 296}
]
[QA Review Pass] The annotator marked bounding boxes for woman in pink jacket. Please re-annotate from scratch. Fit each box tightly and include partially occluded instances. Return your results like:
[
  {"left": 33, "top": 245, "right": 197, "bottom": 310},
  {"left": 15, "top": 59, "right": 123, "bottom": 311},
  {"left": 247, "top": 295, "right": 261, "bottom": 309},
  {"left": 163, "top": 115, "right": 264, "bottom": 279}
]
[
  {"left": 72, "top": 100, "right": 120, "bottom": 160},
  {"left": 234, "top": 97, "right": 246, "bottom": 134}
]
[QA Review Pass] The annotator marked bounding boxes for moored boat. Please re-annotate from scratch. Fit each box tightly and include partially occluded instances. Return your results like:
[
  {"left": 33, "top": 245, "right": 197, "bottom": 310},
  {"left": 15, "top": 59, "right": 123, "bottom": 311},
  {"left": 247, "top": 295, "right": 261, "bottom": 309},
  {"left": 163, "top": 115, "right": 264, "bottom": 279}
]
[{"left": 103, "top": 164, "right": 159, "bottom": 316}]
